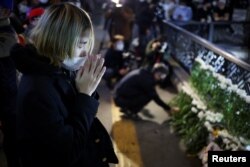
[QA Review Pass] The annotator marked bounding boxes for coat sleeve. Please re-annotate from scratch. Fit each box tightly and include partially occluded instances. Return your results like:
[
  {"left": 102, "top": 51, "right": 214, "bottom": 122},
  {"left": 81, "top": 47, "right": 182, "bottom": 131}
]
[
  {"left": 151, "top": 91, "right": 170, "bottom": 110},
  {"left": 21, "top": 86, "right": 99, "bottom": 165},
  {"left": 140, "top": 81, "right": 170, "bottom": 110}
]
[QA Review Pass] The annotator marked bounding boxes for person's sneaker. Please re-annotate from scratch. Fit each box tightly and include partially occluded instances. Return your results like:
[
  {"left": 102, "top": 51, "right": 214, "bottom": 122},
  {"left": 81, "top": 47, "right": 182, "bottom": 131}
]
[
  {"left": 121, "top": 111, "right": 134, "bottom": 119},
  {"left": 120, "top": 108, "right": 130, "bottom": 114},
  {"left": 130, "top": 113, "right": 141, "bottom": 120},
  {"left": 120, "top": 108, "right": 133, "bottom": 117},
  {"left": 120, "top": 108, "right": 141, "bottom": 120}
]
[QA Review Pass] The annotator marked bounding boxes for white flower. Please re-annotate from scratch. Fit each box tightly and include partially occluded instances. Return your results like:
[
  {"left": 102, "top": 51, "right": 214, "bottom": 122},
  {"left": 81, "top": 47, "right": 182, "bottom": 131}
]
[
  {"left": 204, "top": 121, "right": 213, "bottom": 131},
  {"left": 225, "top": 144, "right": 230, "bottom": 150},
  {"left": 206, "top": 115, "right": 214, "bottom": 122},
  {"left": 208, "top": 66, "right": 214, "bottom": 72},
  {"left": 217, "top": 75, "right": 224, "bottom": 83},
  {"left": 236, "top": 89, "right": 246, "bottom": 97},
  {"left": 223, "top": 138, "right": 230, "bottom": 144},
  {"left": 227, "top": 86, "right": 233, "bottom": 93},
  {"left": 212, "top": 72, "right": 217, "bottom": 78},
  {"left": 191, "top": 107, "right": 198, "bottom": 113},
  {"left": 200, "top": 105, "right": 207, "bottom": 110},
  {"left": 215, "top": 113, "right": 223, "bottom": 122},
  {"left": 245, "top": 96, "right": 250, "bottom": 104},
  {"left": 231, "top": 85, "right": 238, "bottom": 93},
  {"left": 239, "top": 137, "right": 247, "bottom": 144},
  {"left": 219, "top": 130, "right": 229, "bottom": 138},
  {"left": 220, "top": 77, "right": 227, "bottom": 85},
  {"left": 192, "top": 99, "right": 197, "bottom": 106},
  {"left": 198, "top": 112, "right": 205, "bottom": 119},
  {"left": 225, "top": 79, "right": 232, "bottom": 86},
  {"left": 195, "top": 57, "right": 203, "bottom": 64},
  {"left": 202, "top": 64, "right": 209, "bottom": 70},
  {"left": 204, "top": 121, "right": 210, "bottom": 127},
  {"left": 219, "top": 83, "right": 227, "bottom": 90},
  {"left": 246, "top": 145, "right": 250, "bottom": 151},
  {"left": 239, "top": 92, "right": 247, "bottom": 100},
  {"left": 230, "top": 143, "right": 238, "bottom": 151},
  {"left": 196, "top": 104, "right": 202, "bottom": 110}
]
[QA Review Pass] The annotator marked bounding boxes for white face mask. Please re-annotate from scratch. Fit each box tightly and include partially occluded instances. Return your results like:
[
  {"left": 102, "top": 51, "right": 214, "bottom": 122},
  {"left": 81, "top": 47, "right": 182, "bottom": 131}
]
[
  {"left": 115, "top": 41, "right": 124, "bottom": 51},
  {"left": 39, "top": 0, "right": 49, "bottom": 4},
  {"left": 62, "top": 57, "right": 86, "bottom": 71}
]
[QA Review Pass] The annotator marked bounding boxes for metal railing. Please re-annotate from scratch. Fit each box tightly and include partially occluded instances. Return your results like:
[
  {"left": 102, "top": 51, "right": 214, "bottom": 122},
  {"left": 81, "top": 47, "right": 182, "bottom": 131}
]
[
  {"left": 163, "top": 20, "right": 250, "bottom": 95},
  {"left": 168, "top": 20, "right": 250, "bottom": 45}
]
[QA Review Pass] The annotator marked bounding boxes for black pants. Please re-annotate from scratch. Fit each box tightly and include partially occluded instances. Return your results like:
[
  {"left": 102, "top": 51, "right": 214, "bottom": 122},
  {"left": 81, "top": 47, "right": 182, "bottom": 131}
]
[
  {"left": 114, "top": 94, "right": 151, "bottom": 114},
  {"left": 0, "top": 57, "right": 20, "bottom": 167}
]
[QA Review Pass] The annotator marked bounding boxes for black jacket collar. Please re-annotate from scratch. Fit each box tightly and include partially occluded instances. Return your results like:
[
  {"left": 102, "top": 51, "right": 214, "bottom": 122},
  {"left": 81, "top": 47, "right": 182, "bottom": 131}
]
[{"left": 11, "top": 44, "right": 63, "bottom": 76}]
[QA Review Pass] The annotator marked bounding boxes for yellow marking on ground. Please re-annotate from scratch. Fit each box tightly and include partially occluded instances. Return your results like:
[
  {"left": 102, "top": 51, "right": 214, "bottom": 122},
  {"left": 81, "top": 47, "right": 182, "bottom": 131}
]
[{"left": 111, "top": 100, "right": 144, "bottom": 167}]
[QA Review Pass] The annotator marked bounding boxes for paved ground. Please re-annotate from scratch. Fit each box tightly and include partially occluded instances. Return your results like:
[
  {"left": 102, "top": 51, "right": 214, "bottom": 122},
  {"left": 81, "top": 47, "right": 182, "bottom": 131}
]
[{"left": 96, "top": 80, "right": 201, "bottom": 167}]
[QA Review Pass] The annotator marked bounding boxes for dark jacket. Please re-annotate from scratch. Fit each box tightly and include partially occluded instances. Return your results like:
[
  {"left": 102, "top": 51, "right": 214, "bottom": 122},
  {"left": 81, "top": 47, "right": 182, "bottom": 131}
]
[
  {"left": 107, "top": 6, "right": 134, "bottom": 42},
  {"left": 0, "top": 18, "right": 20, "bottom": 167},
  {"left": 11, "top": 44, "right": 118, "bottom": 167},
  {"left": 114, "top": 68, "right": 170, "bottom": 110},
  {"left": 104, "top": 49, "right": 124, "bottom": 71},
  {"left": 0, "top": 18, "right": 17, "bottom": 58}
]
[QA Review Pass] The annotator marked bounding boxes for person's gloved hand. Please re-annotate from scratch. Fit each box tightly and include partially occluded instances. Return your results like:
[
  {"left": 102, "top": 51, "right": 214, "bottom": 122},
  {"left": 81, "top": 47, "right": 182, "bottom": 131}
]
[{"left": 163, "top": 106, "right": 179, "bottom": 116}]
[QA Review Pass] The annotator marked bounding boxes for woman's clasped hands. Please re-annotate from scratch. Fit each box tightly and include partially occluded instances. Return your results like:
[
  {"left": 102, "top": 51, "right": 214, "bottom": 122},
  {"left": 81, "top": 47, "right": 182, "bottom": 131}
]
[{"left": 75, "top": 55, "right": 106, "bottom": 96}]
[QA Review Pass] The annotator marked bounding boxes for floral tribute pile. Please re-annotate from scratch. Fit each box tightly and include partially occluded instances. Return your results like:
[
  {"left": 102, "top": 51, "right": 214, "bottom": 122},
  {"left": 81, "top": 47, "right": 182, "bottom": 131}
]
[{"left": 169, "top": 57, "right": 250, "bottom": 166}]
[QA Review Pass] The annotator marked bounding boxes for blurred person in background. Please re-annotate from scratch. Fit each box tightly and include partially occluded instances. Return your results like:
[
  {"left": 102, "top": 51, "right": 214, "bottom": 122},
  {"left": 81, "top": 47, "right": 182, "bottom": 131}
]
[
  {"left": 103, "top": 35, "right": 130, "bottom": 89},
  {"left": 135, "top": 0, "right": 157, "bottom": 56},
  {"left": 194, "top": 0, "right": 213, "bottom": 37},
  {"left": 11, "top": 3, "right": 118, "bottom": 167},
  {"left": 161, "top": 0, "right": 177, "bottom": 20},
  {"left": 27, "top": 0, "right": 52, "bottom": 8},
  {"left": 143, "top": 35, "right": 173, "bottom": 88},
  {"left": 213, "top": 0, "right": 230, "bottom": 21},
  {"left": 212, "top": 0, "right": 236, "bottom": 43},
  {"left": 144, "top": 35, "right": 168, "bottom": 69},
  {"left": 0, "top": 0, "right": 21, "bottom": 167},
  {"left": 195, "top": 0, "right": 213, "bottom": 22},
  {"left": 24, "top": 7, "right": 45, "bottom": 40},
  {"left": 105, "top": 4, "right": 134, "bottom": 50},
  {"left": 172, "top": 0, "right": 193, "bottom": 21},
  {"left": 16, "top": 0, "right": 30, "bottom": 22},
  {"left": 113, "top": 63, "right": 172, "bottom": 119}
]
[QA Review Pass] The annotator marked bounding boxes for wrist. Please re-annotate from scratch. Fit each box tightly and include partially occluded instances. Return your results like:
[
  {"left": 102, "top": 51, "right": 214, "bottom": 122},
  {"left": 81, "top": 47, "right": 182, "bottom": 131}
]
[{"left": 78, "top": 89, "right": 92, "bottom": 96}]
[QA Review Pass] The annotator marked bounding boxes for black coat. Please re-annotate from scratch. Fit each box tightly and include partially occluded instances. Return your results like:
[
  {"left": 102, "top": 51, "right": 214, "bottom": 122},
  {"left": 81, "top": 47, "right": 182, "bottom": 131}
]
[
  {"left": 104, "top": 48, "right": 124, "bottom": 72},
  {"left": 11, "top": 44, "right": 118, "bottom": 167},
  {"left": 113, "top": 68, "right": 170, "bottom": 110}
]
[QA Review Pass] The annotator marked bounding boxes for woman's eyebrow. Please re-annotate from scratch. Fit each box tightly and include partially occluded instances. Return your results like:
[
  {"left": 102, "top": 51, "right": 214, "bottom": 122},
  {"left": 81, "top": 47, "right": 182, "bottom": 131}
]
[{"left": 80, "top": 40, "right": 88, "bottom": 44}]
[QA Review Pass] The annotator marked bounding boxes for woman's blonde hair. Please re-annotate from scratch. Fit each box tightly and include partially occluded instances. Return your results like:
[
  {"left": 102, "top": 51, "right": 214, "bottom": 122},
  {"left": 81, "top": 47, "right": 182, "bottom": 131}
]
[{"left": 30, "top": 3, "right": 94, "bottom": 65}]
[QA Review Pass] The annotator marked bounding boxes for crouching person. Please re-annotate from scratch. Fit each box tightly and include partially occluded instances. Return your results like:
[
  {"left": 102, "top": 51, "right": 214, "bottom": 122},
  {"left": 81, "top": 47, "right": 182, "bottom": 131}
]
[{"left": 113, "top": 63, "right": 171, "bottom": 119}]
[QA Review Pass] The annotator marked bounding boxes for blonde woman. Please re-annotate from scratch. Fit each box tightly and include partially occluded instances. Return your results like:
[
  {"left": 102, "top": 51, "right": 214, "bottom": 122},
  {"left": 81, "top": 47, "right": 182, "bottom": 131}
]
[{"left": 11, "top": 3, "right": 118, "bottom": 167}]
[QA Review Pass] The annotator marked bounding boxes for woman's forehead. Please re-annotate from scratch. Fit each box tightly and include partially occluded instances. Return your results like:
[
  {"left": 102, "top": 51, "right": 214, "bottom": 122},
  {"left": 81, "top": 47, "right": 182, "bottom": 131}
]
[{"left": 77, "top": 36, "right": 89, "bottom": 42}]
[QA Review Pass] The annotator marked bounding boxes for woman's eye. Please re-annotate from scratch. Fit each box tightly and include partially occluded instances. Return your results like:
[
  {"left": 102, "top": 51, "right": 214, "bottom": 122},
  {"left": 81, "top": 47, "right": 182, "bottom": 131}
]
[
  {"left": 78, "top": 41, "right": 87, "bottom": 48},
  {"left": 80, "top": 41, "right": 87, "bottom": 45}
]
